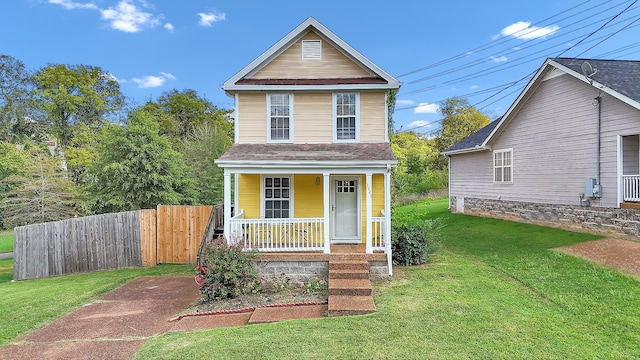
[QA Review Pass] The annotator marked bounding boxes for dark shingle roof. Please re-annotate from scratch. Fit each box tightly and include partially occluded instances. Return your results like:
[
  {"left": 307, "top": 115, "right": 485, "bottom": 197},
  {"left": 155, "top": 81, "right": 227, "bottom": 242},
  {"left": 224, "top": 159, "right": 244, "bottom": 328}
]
[
  {"left": 552, "top": 58, "right": 640, "bottom": 103},
  {"left": 443, "top": 118, "right": 500, "bottom": 154},
  {"left": 217, "top": 142, "right": 396, "bottom": 163}
]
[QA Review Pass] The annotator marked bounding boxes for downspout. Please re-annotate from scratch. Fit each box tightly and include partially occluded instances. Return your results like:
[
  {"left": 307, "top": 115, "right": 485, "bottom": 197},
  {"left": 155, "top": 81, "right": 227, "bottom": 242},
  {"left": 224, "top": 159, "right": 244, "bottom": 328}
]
[{"left": 596, "top": 94, "right": 602, "bottom": 187}]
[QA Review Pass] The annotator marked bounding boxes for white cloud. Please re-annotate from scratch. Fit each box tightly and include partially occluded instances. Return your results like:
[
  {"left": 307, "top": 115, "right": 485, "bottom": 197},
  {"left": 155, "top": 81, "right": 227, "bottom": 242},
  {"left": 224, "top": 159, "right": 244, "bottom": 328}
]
[
  {"left": 500, "top": 21, "right": 559, "bottom": 40},
  {"left": 395, "top": 99, "right": 414, "bottom": 106},
  {"left": 414, "top": 103, "right": 439, "bottom": 114},
  {"left": 198, "top": 11, "right": 226, "bottom": 27},
  {"left": 164, "top": 23, "right": 174, "bottom": 31},
  {"left": 133, "top": 75, "right": 165, "bottom": 88},
  {"left": 49, "top": 0, "right": 97, "bottom": 10},
  {"left": 490, "top": 55, "right": 508, "bottom": 62},
  {"left": 470, "top": 85, "right": 479, "bottom": 90},
  {"left": 408, "top": 120, "right": 434, "bottom": 130},
  {"left": 101, "top": 0, "right": 160, "bottom": 33},
  {"left": 160, "top": 72, "right": 176, "bottom": 80},
  {"left": 132, "top": 72, "right": 175, "bottom": 88}
]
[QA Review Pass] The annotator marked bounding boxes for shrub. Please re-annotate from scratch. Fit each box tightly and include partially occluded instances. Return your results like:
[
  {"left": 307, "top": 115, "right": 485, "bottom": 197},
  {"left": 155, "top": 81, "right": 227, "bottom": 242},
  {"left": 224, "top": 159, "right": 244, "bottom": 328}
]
[
  {"left": 392, "top": 218, "right": 444, "bottom": 266},
  {"left": 196, "top": 236, "right": 261, "bottom": 301}
]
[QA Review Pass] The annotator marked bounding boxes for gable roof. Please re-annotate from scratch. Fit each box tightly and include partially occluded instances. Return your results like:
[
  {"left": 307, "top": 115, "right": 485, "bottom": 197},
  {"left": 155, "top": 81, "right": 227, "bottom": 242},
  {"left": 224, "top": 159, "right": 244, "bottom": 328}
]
[
  {"left": 222, "top": 17, "right": 401, "bottom": 93},
  {"left": 443, "top": 58, "right": 640, "bottom": 156}
]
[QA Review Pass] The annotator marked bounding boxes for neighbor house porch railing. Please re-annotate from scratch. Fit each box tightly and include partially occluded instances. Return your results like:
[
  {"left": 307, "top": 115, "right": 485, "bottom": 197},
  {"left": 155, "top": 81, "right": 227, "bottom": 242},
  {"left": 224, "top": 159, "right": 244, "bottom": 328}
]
[{"left": 622, "top": 175, "right": 640, "bottom": 202}]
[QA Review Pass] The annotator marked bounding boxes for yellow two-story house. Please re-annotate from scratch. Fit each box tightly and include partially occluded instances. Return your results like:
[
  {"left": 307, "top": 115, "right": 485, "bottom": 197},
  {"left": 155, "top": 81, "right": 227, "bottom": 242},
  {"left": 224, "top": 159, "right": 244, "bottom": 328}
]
[{"left": 216, "top": 17, "right": 400, "bottom": 275}]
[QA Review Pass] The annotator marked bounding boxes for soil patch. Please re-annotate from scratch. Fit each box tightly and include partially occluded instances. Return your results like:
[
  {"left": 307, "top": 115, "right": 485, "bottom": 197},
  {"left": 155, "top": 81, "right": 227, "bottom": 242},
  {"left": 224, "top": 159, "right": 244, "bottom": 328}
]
[
  {"left": 186, "top": 285, "right": 328, "bottom": 314},
  {"left": 555, "top": 238, "right": 640, "bottom": 278}
]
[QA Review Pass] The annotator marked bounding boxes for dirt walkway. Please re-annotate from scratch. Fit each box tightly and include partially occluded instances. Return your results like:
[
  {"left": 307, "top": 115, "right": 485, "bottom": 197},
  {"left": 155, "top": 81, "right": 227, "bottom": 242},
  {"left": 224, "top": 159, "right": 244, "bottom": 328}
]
[
  {"left": 556, "top": 238, "right": 640, "bottom": 278},
  {"left": 0, "top": 276, "right": 199, "bottom": 360}
]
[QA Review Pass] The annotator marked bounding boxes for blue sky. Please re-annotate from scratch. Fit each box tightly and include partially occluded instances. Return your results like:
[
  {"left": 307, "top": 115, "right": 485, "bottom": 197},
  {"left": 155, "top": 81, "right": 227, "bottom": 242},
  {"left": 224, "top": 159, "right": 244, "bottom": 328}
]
[{"left": 2, "top": 0, "right": 639, "bottom": 134}]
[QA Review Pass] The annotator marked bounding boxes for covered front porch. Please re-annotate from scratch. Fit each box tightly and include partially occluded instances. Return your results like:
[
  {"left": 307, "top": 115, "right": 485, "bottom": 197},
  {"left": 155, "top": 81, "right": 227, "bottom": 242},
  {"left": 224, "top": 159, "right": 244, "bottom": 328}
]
[{"left": 620, "top": 135, "right": 640, "bottom": 205}]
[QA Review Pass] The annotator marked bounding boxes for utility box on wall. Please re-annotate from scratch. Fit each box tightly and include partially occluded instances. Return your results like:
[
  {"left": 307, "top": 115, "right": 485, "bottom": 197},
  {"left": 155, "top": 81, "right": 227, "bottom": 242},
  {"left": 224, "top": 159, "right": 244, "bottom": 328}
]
[{"left": 585, "top": 178, "right": 602, "bottom": 198}]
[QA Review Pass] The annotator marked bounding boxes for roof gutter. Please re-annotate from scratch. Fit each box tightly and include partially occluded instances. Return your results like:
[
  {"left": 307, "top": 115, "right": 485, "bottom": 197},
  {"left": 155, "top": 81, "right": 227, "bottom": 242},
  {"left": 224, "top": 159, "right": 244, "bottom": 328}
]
[{"left": 441, "top": 145, "right": 491, "bottom": 156}]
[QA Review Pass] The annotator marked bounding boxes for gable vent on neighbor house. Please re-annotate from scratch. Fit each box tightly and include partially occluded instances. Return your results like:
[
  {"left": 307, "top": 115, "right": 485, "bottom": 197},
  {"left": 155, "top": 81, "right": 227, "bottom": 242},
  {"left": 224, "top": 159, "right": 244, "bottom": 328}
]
[{"left": 302, "top": 40, "right": 322, "bottom": 60}]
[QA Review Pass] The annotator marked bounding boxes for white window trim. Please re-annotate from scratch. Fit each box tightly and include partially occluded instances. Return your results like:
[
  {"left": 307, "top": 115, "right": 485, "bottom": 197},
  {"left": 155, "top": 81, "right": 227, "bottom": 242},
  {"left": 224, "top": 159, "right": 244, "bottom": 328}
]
[
  {"left": 493, "top": 149, "right": 513, "bottom": 184},
  {"left": 302, "top": 40, "right": 322, "bottom": 60},
  {"left": 260, "top": 175, "right": 294, "bottom": 218},
  {"left": 332, "top": 92, "right": 360, "bottom": 143},
  {"left": 266, "top": 93, "right": 294, "bottom": 143}
]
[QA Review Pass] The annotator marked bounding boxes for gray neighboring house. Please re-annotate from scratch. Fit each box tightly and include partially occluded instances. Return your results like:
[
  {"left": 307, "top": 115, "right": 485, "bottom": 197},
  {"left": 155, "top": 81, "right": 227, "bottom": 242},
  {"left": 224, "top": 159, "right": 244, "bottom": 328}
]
[{"left": 443, "top": 57, "right": 640, "bottom": 237}]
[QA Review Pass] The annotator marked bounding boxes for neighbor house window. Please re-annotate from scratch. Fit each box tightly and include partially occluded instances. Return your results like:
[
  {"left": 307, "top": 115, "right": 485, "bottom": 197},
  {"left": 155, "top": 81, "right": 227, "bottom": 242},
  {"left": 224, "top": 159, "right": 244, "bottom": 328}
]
[
  {"left": 267, "top": 94, "right": 292, "bottom": 142},
  {"left": 494, "top": 149, "right": 513, "bottom": 183},
  {"left": 334, "top": 93, "right": 359, "bottom": 141},
  {"left": 264, "top": 177, "right": 291, "bottom": 218}
]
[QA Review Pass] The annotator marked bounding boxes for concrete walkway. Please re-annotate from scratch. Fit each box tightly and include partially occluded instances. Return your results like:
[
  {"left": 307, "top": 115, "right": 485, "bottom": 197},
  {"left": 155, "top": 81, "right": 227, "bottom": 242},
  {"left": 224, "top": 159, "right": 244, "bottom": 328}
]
[{"left": 0, "top": 252, "right": 13, "bottom": 260}]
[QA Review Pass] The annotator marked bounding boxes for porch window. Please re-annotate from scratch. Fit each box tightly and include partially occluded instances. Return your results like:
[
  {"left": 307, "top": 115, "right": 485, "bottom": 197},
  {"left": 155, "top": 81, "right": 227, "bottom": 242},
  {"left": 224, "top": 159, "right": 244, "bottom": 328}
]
[
  {"left": 494, "top": 149, "right": 513, "bottom": 183},
  {"left": 267, "top": 94, "right": 292, "bottom": 142},
  {"left": 334, "top": 93, "right": 359, "bottom": 141},
  {"left": 264, "top": 176, "right": 290, "bottom": 218}
]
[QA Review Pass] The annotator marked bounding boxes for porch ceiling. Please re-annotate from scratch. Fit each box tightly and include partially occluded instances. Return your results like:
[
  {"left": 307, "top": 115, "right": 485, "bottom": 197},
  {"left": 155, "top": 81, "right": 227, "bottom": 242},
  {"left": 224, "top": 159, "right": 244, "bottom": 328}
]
[{"left": 216, "top": 143, "right": 397, "bottom": 168}]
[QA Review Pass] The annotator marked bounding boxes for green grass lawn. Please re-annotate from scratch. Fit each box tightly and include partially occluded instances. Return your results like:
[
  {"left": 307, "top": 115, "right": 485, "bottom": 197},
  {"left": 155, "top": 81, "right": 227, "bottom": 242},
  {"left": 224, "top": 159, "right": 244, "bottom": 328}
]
[
  {"left": 0, "top": 262, "right": 193, "bottom": 347},
  {"left": 134, "top": 197, "right": 640, "bottom": 359},
  {"left": 0, "top": 233, "right": 13, "bottom": 253}
]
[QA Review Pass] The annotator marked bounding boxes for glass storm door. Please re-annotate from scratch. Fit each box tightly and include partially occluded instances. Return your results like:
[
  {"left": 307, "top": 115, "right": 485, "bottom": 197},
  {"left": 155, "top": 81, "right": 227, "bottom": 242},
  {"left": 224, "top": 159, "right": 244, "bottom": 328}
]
[{"left": 332, "top": 178, "right": 359, "bottom": 242}]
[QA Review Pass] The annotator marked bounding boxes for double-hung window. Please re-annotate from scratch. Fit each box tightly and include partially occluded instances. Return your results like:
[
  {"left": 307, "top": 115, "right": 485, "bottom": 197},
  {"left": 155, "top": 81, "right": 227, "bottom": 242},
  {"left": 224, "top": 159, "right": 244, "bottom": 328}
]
[
  {"left": 264, "top": 176, "right": 291, "bottom": 218},
  {"left": 493, "top": 149, "right": 513, "bottom": 183},
  {"left": 268, "top": 94, "right": 292, "bottom": 142},
  {"left": 334, "top": 93, "right": 359, "bottom": 141}
]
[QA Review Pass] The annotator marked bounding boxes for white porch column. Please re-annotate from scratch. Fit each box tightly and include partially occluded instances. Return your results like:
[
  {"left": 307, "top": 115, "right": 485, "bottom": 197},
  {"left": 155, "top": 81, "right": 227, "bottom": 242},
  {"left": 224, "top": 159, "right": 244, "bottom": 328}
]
[
  {"left": 223, "top": 170, "right": 232, "bottom": 245},
  {"left": 385, "top": 165, "right": 393, "bottom": 276},
  {"left": 365, "top": 173, "right": 373, "bottom": 254},
  {"left": 323, "top": 172, "right": 331, "bottom": 254}
]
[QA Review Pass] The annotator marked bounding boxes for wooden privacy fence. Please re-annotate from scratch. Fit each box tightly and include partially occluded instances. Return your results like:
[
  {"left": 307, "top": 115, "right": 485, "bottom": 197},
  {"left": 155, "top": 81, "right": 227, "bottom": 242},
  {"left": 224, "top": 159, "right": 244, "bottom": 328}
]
[{"left": 13, "top": 205, "right": 222, "bottom": 280}]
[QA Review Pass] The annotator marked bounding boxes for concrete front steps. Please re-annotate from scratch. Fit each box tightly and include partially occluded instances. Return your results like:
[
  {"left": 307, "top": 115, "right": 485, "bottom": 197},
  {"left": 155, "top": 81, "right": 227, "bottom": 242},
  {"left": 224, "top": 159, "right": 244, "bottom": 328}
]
[{"left": 327, "top": 258, "right": 376, "bottom": 317}]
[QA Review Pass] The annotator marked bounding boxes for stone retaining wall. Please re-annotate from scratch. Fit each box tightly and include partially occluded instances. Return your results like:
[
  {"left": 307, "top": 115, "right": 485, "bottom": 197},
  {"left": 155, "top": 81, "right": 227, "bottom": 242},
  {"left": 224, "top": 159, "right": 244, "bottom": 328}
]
[{"left": 451, "top": 196, "right": 640, "bottom": 238}]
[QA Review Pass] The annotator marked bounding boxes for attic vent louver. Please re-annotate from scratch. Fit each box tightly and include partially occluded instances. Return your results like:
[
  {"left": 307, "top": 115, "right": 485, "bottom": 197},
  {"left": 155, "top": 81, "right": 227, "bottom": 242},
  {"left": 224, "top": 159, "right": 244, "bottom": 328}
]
[{"left": 302, "top": 40, "right": 322, "bottom": 60}]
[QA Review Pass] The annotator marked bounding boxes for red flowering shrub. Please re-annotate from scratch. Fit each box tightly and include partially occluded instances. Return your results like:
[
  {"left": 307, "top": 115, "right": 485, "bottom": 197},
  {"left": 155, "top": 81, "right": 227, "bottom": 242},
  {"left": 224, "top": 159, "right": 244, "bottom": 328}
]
[{"left": 196, "top": 236, "right": 260, "bottom": 301}]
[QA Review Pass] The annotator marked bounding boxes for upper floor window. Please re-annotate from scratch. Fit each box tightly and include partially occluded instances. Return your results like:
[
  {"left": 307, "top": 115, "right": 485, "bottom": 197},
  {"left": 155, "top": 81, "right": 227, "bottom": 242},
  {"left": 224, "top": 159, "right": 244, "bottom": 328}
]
[
  {"left": 267, "top": 94, "right": 293, "bottom": 142},
  {"left": 494, "top": 149, "right": 513, "bottom": 183},
  {"left": 334, "top": 93, "right": 359, "bottom": 141}
]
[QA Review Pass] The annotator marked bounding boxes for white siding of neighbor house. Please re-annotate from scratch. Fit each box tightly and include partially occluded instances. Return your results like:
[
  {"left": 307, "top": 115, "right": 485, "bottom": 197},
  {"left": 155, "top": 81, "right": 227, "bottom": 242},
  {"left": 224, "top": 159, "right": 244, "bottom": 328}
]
[{"left": 450, "top": 71, "right": 640, "bottom": 208}]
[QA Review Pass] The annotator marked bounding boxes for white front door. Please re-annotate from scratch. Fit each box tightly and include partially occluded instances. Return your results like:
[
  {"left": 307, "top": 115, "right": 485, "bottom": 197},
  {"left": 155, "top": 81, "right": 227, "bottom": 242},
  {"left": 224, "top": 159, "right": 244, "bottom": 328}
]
[{"left": 332, "top": 177, "right": 360, "bottom": 243}]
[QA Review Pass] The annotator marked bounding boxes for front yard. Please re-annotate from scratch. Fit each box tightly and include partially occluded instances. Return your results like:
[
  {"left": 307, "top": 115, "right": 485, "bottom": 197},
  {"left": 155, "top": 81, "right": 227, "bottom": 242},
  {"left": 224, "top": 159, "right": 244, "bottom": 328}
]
[
  {"left": 0, "top": 197, "right": 638, "bottom": 358},
  {"left": 136, "top": 197, "right": 639, "bottom": 359}
]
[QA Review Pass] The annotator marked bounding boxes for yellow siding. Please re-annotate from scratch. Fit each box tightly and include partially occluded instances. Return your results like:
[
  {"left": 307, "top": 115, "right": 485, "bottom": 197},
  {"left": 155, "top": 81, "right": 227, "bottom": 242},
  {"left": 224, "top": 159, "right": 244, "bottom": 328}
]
[
  {"left": 356, "top": 174, "right": 386, "bottom": 242},
  {"left": 237, "top": 174, "right": 261, "bottom": 218},
  {"left": 360, "top": 92, "right": 386, "bottom": 142},
  {"left": 238, "top": 93, "right": 267, "bottom": 143},
  {"left": 294, "top": 174, "right": 324, "bottom": 217},
  {"left": 294, "top": 93, "right": 333, "bottom": 143},
  {"left": 251, "top": 32, "right": 372, "bottom": 79}
]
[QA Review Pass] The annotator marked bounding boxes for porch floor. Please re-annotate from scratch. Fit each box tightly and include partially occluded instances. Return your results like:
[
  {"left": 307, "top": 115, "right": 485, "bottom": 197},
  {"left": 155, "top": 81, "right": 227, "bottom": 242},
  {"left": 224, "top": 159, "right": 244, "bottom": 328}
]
[{"left": 257, "top": 244, "right": 387, "bottom": 262}]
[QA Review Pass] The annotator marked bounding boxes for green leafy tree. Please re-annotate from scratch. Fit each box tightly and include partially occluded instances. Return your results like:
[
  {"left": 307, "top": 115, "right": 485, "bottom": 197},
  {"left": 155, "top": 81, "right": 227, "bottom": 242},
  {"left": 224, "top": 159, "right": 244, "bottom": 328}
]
[
  {"left": 32, "top": 64, "right": 125, "bottom": 146},
  {"left": 391, "top": 131, "right": 446, "bottom": 196},
  {"left": 0, "top": 54, "right": 35, "bottom": 142},
  {"left": 434, "top": 97, "right": 489, "bottom": 169},
  {"left": 142, "top": 89, "right": 233, "bottom": 146},
  {"left": 0, "top": 146, "right": 79, "bottom": 228},
  {"left": 181, "top": 123, "right": 232, "bottom": 205},
  {"left": 64, "top": 123, "right": 102, "bottom": 184},
  {"left": 86, "top": 109, "right": 195, "bottom": 213}
]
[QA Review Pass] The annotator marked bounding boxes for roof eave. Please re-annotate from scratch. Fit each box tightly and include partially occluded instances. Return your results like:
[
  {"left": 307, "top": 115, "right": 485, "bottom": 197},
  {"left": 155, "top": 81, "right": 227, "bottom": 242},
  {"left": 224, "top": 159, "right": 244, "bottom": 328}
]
[
  {"left": 223, "top": 83, "right": 401, "bottom": 92},
  {"left": 215, "top": 159, "right": 398, "bottom": 168},
  {"left": 441, "top": 146, "right": 490, "bottom": 156}
]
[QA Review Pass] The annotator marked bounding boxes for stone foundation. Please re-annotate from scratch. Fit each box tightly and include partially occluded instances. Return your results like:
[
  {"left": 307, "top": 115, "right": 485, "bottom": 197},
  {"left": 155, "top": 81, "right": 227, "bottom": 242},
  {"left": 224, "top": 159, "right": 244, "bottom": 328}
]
[
  {"left": 256, "top": 260, "right": 390, "bottom": 284},
  {"left": 451, "top": 196, "right": 640, "bottom": 238}
]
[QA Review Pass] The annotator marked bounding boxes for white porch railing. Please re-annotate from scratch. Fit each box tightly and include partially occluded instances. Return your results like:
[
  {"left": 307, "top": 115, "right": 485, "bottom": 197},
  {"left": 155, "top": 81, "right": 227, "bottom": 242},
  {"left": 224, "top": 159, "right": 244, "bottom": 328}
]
[
  {"left": 371, "top": 215, "right": 386, "bottom": 251},
  {"left": 229, "top": 213, "right": 325, "bottom": 252},
  {"left": 622, "top": 175, "right": 640, "bottom": 202}
]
